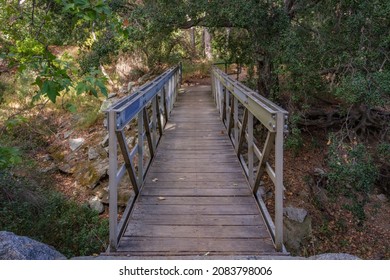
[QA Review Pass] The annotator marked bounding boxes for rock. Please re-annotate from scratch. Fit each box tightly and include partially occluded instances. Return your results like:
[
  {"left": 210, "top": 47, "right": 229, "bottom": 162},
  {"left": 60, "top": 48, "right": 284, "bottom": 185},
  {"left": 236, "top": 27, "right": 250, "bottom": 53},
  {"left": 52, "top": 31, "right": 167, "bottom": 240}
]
[
  {"left": 88, "top": 147, "right": 99, "bottom": 161},
  {"left": 103, "top": 117, "right": 108, "bottom": 128},
  {"left": 101, "top": 134, "right": 109, "bottom": 148},
  {"left": 309, "top": 253, "right": 360, "bottom": 260},
  {"left": 312, "top": 185, "right": 329, "bottom": 204},
  {"left": 63, "top": 130, "right": 73, "bottom": 139},
  {"left": 75, "top": 158, "right": 109, "bottom": 189},
  {"left": 69, "top": 138, "right": 85, "bottom": 151},
  {"left": 0, "top": 231, "right": 66, "bottom": 260},
  {"left": 283, "top": 207, "right": 312, "bottom": 254},
  {"left": 377, "top": 194, "right": 388, "bottom": 202},
  {"left": 108, "top": 93, "right": 117, "bottom": 99},
  {"left": 39, "top": 163, "right": 58, "bottom": 173},
  {"left": 313, "top": 168, "right": 326, "bottom": 176},
  {"left": 284, "top": 207, "right": 308, "bottom": 223},
  {"left": 57, "top": 163, "right": 74, "bottom": 174},
  {"left": 127, "top": 81, "right": 135, "bottom": 92},
  {"left": 88, "top": 197, "right": 105, "bottom": 214}
]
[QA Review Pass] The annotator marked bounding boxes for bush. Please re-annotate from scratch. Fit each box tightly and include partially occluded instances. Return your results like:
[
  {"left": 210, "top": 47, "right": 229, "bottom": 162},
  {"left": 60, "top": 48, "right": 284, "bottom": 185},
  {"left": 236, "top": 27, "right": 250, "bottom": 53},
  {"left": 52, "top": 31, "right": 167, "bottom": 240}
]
[
  {"left": 0, "top": 171, "right": 108, "bottom": 258},
  {"left": 327, "top": 135, "right": 378, "bottom": 195},
  {"left": 326, "top": 134, "right": 379, "bottom": 222}
]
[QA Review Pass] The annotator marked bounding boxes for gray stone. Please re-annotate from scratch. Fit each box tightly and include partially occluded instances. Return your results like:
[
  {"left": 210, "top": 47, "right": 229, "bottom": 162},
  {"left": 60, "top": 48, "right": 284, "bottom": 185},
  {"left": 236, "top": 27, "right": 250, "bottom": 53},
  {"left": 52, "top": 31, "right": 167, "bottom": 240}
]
[
  {"left": 309, "top": 253, "right": 360, "bottom": 260},
  {"left": 39, "top": 163, "right": 58, "bottom": 173},
  {"left": 0, "top": 231, "right": 66, "bottom": 260},
  {"left": 103, "top": 117, "right": 108, "bottom": 128},
  {"left": 58, "top": 163, "right": 74, "bottom": 174},
  {"left": 88, "top": 147, "right": 99, "bottom": 161},
  {"left": 284, "top": 207, "right": 308, "bottom": 223},
  {"left": 101, "top": 134, "right": 109, "bottom": 148},
  {"left": 127, "top": 82, "right": 135, "bottom": 92},
  {"left": 108, "top": 93, "right": 117, "bottom": 99},
  {"left": 313, "top": 168, "right": 326, "bottom": 176},
  {"left": 69, "top": 138, "right": 85, "bottom": 151},
  {"left": 283, "top": 207, "right": 312, "bottom": 253},
  {"left": 377, "top": 194, "right": 388, "bottom": 202},
  {"left": 88, "top": 197, "right": 105, "bottom": 214},
  {"left": 63, "top": 130, "right": 73, "bottom": 139}
]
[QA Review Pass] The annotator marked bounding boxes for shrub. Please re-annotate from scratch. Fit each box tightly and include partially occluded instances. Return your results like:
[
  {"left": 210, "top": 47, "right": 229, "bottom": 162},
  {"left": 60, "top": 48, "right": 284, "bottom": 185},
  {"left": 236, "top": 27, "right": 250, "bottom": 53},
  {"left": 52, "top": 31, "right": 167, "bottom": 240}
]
[{"left": 0, "top": 171, "right": 108, "bottom": 258}]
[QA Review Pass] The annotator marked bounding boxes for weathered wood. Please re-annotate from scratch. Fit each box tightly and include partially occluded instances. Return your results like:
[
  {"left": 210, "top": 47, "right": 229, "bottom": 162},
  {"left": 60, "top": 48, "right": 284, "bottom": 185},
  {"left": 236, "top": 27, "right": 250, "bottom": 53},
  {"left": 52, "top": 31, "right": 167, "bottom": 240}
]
[
  {"left": 125, "top": 224, "right": 269, "bottom": 238},
  {"left": 237, "top": 108, "right": 249, "bottom": 156},
  {"left": 142, "top": 181, "right": 248, "bottom": 189},
  {"left": 140, "top": 188, "right": 252, "bottom": 197},
  {"left": 116, "top": 131, "right": 139, "bottom": 194},
  {"left": 118, "top": 237, "right": 275, "bottom": 253},
  {"left": 253, "top": 132, "right": 276, "bottom": 194},
  {"left": 115, "top": 85, "right": 277, "bottom": 256},
  {"left": 143, "top": 108, "right": 155, "bottom": 158},
  {"left": 129, "top": 214, "right": 263, "bottom": 226},
  {"left": 137, "top": 196, "right": 255, "bottom": 205},
  {"left": 132, "top": 204, "right": 260, "bottom": 215},
  {"left": 145, "top": 172, "right": 247, "bottom": 182}
]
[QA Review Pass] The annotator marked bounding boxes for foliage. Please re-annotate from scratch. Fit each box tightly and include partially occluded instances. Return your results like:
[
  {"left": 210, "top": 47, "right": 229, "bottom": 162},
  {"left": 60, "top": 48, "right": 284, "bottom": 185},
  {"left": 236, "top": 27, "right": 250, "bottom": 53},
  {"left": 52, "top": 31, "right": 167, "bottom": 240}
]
[
  {"left": 327, "top": 134, "right": 378, "bottom": 195},
  {"left": 0, "top": 146, "right": 21, "bottom": 170},
  {"left": 0, "top": 171, "right": 108, "bottom": 258},
  {"left": 326, "top": 133, "right": 379, "bottom": 221},
  {"left": 0, "top": 0, "right": 112, "bottom": 104}
]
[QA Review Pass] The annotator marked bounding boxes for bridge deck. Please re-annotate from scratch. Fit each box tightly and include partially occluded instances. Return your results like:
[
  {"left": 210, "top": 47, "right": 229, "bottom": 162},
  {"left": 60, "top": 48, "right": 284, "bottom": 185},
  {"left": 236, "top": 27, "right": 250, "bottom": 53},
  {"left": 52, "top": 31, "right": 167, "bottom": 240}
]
[{"left": 116, "top": 85, "right": 278, "bottom": 256}]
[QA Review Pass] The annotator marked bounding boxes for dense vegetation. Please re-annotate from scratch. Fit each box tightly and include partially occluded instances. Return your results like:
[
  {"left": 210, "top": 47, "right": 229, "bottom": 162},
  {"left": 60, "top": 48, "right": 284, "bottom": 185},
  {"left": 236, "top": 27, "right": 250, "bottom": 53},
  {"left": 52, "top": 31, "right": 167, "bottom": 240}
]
[{"left": 0, "top": 1, "right": 389, "bottom": 258}]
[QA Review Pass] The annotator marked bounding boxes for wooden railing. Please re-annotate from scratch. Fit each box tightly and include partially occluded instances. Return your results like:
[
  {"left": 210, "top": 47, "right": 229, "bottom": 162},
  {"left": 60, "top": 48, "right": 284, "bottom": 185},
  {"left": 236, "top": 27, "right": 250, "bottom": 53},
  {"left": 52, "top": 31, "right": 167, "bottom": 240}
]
[
  {"left": 106, "top": 64, "right": 182, "bottom": 252},
  {"left": 211, "top": 66, "right": 288, "bottom": 252}
]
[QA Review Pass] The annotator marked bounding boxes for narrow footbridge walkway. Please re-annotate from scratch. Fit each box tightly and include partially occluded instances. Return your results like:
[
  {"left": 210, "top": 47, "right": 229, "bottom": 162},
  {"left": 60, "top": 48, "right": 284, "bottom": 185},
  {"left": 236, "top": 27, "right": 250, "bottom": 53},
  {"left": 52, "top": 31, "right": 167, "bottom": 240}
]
[{"left": 106, "top": 65, "right": 288, "bottom": 257}]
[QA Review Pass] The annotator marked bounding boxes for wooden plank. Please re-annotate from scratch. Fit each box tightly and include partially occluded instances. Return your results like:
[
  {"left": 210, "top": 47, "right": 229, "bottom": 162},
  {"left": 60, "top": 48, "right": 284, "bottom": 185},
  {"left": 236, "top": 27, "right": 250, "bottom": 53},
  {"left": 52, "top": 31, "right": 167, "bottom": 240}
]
[
  {"left": 145, "top": 172, "right": 247, "bottom": 182},
  {"left": 117, "top": 237, "right": 275, "bottom": 253},
  {"left": 125, "top": 224, "right": 269, "bottom": 239},
  {"left": 142, "top": 181, "right": 248, "bottom": 189},
  {"left": 140, "top": 188, "right": 252, "bottom": 197},
  {"left": 147, "top": 166, "right": 242, "bottom": 173},
  {"left": 137, "top": 196, "right": 255, "bottom": 205},
  {"left": 129, "top": 214, "right": 264, "bottom": 226},
  {"left": 132, "top": 204, "right": 259, "bottom": 215}
]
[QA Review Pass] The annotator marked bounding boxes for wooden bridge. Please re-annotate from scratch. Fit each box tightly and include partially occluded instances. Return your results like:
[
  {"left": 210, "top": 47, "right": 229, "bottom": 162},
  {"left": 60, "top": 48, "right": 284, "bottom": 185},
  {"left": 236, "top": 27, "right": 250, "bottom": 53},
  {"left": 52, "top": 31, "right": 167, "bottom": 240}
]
[{"left": 106, "top": 64, "right": 288, "bottom": 257}]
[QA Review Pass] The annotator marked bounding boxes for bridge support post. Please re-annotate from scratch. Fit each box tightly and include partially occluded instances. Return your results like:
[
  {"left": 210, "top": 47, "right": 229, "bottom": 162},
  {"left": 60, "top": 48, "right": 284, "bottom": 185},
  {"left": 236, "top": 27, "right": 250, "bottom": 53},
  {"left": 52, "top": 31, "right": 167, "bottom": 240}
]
[
  {"left": 108, "top": 110, "right": 118, "bottom": 252},
  {"left": 274, "top": 112, "right": 285, "bottom": 251}
]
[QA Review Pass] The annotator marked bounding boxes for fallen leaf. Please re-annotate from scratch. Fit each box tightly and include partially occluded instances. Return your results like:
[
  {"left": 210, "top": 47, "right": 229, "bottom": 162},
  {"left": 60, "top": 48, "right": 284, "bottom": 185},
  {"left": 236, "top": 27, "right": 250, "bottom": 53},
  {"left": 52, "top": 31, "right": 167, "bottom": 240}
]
[
  {"left": 179, "top": 177, "right": 185, "bottom": 180},
  {"left": 233, "top": 183, "right": 238, "bottom": 186},
  {"left": 152, "top": 178, "right": 158, "bottom": 182},
  {"left": 158, "top": 197, "right": 166, "bottom": 200},
  {"left": 204, "top": 252, "right": 210, "bottom": 256}
]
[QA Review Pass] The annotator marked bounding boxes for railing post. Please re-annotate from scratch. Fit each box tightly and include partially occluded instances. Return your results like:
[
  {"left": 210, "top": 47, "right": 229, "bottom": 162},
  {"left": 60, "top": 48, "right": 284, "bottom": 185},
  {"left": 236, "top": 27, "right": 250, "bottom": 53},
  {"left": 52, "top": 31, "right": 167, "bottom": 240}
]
[
  {"left": 108, "top": 110, "right": 118, "bottom": 252},
  {"left": 137, "top": 111, "right": 144, "bottom": 186},
  {"left": 248, "top": 112, "right": 254, "bottom": 186},
  {"left": 275, "top": 112, "right": 285, "bottom": 251}
]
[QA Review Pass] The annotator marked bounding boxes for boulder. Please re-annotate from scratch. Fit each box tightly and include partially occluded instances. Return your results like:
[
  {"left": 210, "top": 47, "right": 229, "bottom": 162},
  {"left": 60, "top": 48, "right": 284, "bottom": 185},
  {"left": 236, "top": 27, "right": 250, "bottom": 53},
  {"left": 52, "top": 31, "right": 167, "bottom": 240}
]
[
  {"left": 0, "top": 231, "right": 66, "bottom": 260},
  {"left": 88, "top": 197, "right": 105, "bottom": 214},
  {"left": 284, "top": 207, "right": 308, "bottom": 223},
  {"left": 69, "top": 138, "right": 85, "bottom": 151},
  {"left": 88, "top": 147, "right": 99, "bottom": 161},
  {"left": 283, "top": 207, "right": 312, "bottom": 254},
  {"left": 309, "top": 253, "right": 360, "bottom": 260}
]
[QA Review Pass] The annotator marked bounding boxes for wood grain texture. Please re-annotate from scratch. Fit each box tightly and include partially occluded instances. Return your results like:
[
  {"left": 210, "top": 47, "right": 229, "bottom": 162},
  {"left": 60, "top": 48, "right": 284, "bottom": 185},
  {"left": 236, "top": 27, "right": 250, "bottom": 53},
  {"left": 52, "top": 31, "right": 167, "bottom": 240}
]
[{"left": 115, "top": 85, "right": 277, "bottom": 256}]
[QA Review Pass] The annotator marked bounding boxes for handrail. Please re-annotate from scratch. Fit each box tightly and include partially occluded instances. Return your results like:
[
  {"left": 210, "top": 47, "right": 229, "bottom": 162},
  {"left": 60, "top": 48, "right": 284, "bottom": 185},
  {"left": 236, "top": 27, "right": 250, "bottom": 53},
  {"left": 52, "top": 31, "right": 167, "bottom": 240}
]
[
  {"left": 211, "top": 66, "right": 288, "bottom": 252},
  {"left": 106, "top": 64, "right": 182, "bottom": 252}
]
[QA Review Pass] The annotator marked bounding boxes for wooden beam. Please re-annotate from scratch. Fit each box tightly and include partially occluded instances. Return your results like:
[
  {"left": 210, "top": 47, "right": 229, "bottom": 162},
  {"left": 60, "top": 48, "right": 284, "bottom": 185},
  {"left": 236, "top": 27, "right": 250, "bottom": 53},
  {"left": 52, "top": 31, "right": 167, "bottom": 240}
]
[
  {"left": 116, "top": 131, "right": 139, "bottom": 195},
  {"left": 252, "top": 131, "right": 276, "bottom": 194},
  {"left": 237, "top": 108, "right": 248, "bottom": 156},
  {"left": 143, "top": 108, "right": 155, "bottom": 158}
]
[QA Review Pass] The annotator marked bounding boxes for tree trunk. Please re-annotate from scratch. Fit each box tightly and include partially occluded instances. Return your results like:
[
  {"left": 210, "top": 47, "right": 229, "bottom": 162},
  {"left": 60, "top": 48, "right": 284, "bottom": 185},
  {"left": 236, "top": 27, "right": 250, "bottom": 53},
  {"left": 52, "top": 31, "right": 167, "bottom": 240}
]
[
  {"left": 257, "top": 50, "right": 272, "bottom": 98},
  {"left": 204, "top": 28, "right": 212, "bottom": 60},
  {"left": 190, "top": 27, "right": 196, "bottom": 56}
]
